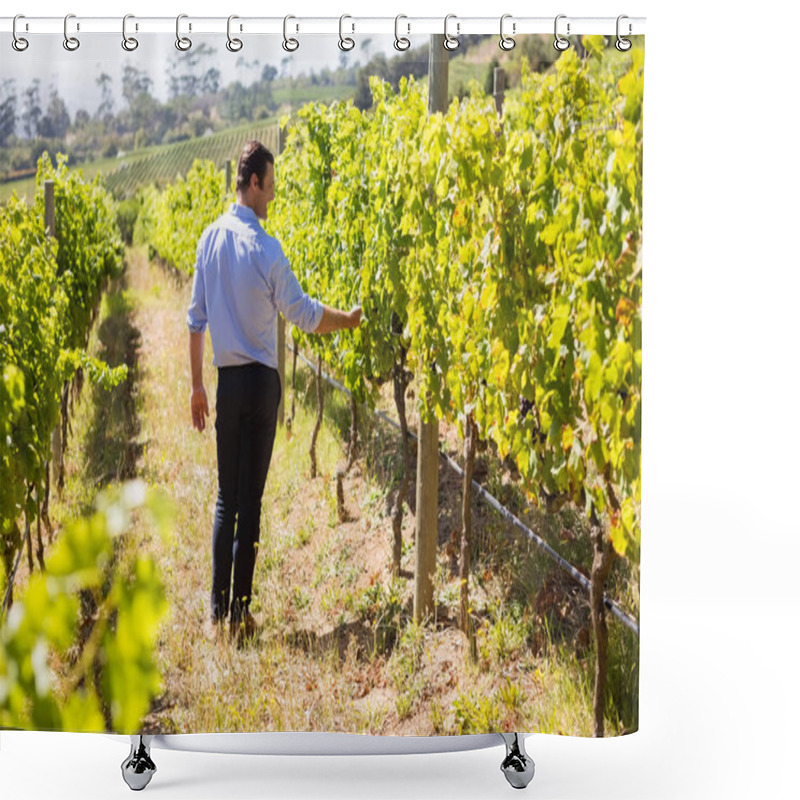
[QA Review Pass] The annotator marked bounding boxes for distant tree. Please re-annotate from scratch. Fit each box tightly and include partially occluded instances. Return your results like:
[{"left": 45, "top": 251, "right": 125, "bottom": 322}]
[
  {"left": 222, "top": 81, "right": 252, "bottom": 121},
  {"left": 96, "top": 72, "right": 115, "bottom": 121},
  {"left": 74, "top": 109, "right": 90, "bottom": 128},
  {"left": 520, "top": 34, "right": 553, "bottom": 73},
  {"left": 386, "top": 43, "right": 429, "bottom": 89},
  {"left": 38, "top": 86, "right": 70, "bottom": 138},
  {"left": 168, "top": 42, "right": 217, "bottom": 98},
  {"left": 201, "top": 67, "right": 221, "bottom": 95},
  {"left": 21, "top": 79, "right": 42, "bottom": 140},
  {"left": 261, "top": 64, "right": 277, "bottom": 83},
  {"left": 128, "top": 92, "right": 160, "bottom": 140},
  {"left": 0, "top": 78, "right": 17, "bottom": 146},
  {"left": 360, "top": 37, "right": 373, "bottom": 62},
  {"left": 122, "top": 65, "right": 153, "bottom": 108},
  {"left": 234, "top": 55, "right": 262, "bottom": 84}
]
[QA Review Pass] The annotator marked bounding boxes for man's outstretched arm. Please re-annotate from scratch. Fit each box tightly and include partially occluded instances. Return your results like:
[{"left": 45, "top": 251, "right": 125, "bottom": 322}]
[{"left": 314, "top": 305, "right": 362, "bottom": 334}]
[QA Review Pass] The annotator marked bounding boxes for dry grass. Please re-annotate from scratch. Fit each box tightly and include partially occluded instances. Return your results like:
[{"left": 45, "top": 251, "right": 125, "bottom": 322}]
[{"left": 46, "top": 244, "right": 638, "bottom": 738}]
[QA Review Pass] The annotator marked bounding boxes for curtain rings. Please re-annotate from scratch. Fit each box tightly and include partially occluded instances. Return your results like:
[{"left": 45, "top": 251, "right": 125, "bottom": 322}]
[
  {"left": 339, "top": 15, "right": 355, "bottom": 51},
  {"left": 499, "top": 14, "right": 515, "bottom": 51},
  {"left": 63, "top": 14, "right": 80, "bottom": 51},
  {"left": 283, "top": 15, "right": 299, "bottom": 52},
  {"left": 394, "top": 14, "right": 411, "bottom": 51},
  {"left": 616, "top": 15, "right": 632, "bottom": 51},
  {"left": 553, "top": 14, "right": 570, "bottom": 51},
  {"left": 122, "top": 13, "right": 138, "bottom": 51},
  {"left": 12, "top": 14, "right": 29, "bottom": 51},
  {"left": 443, "top": 14, "right": 460, "bottom": 51},
  {"left": 176, "top": 14, "right": 192, "bottom": 51},
  {"left": 226, "top": 15, "right": 243, "bottom": 52}
]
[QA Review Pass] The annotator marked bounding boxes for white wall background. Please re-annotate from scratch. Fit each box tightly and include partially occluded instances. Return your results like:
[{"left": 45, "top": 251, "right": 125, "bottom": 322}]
[{"left": 2, "top": 1, "right": 799, "bottom": 798}]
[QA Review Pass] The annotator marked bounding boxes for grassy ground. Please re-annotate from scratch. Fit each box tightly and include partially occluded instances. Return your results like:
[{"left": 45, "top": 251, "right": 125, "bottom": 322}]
[{"left": 45, "top": 245, "right": 638, "bottom": 737}]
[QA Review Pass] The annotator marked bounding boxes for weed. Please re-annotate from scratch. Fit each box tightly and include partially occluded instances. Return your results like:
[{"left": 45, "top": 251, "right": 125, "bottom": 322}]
[
  {"left": 476, "top": 599, "right": 528, "bottom": 671},
  {"left": 452, "top": 690, "right": 504, "bottom": 734},
  {"left": 292, "top": 586, "right": 311, "bottom": 612},
  {"left": 429, "top": 697, "right": 449, "bottom": 734},
  {"left": 356, "top": 577, "right": 405, "bottom": 654}
]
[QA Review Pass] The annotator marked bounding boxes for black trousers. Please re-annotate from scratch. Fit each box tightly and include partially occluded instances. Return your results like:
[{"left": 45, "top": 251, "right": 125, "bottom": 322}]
[{"left": 211, "top": 362, "right": 281, "bottom": 623}]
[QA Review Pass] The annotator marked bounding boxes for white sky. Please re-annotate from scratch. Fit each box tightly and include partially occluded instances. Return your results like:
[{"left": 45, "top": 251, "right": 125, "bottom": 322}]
[{"left": 0, "top": 32, "right": 427, "bottom": 119}]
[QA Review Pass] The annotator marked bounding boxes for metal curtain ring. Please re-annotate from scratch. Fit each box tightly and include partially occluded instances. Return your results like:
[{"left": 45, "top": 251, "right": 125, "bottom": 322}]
[
  {"left": 499, "top": 13, "right": 515, "bottom": 51},
  {"left": 282, "top": 15, "right": 299, "bottom": 52},
  {"left": 176, "top": 13, "right": 192, "bottom": 51},
  {"left": 63, "top": 13, "right": 80, "bottom": 51},
  {"left": 554, "top": 14, "right": 570, "bottom": 51},
  {"left": 122, "top": 14, "right": 138, "bottom": 51},
  {"left": 443, "top": 14, "right": 459, "bottom": 51},
  {"left": 616, "top": 14, "right": 632, "bottom": 51},
  {"left": 12, "top": 14, "right": 29, "bottom": 51},
  {"left": 394, "top": 14, "right": 410, "bottom": 51},
  {"left": 227, "top": 15, "right": 243, "bottom": 52},
  {"left": 339, "top": 15, "right": 355, "bottom": 51}
]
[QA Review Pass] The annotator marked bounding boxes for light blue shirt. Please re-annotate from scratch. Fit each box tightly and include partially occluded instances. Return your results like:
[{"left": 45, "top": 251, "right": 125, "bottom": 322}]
[{"left": 186, "top": 203, "right": 324, "bottom": 369}]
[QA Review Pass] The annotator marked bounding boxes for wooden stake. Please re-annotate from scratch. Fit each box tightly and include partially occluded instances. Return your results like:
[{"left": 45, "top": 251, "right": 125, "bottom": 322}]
[
  {"left": 44, "top": 181, "right": 63, "bottom": 498},
  {"left": 493, "top": 67, "right": 506, "bottom": 115},
  {"left": 460, "top": 413, "right": 477, "bottom": 661},
  {"left": 590, "top": 522, "right": 616, "bottom": 737},
  {"left": 414, "top": 34, "right": 448, "bottom": 625},
  {"left": 309, "top": 355, "right": 323, "bottom": 478},
  {"left": 391, "top": 357, "right": 412, "bottom": 577}
]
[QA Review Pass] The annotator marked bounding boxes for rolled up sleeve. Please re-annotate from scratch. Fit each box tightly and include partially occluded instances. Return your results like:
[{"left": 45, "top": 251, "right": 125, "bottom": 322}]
[
  {"left": 271, "top": 248, "right": 324, "bottom": 333},
  {"left": 186, "top": 238, "right": 208, "bottom": 333}
]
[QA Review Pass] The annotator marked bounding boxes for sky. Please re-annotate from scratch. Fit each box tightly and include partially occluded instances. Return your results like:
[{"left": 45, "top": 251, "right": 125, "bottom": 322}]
[{"left": 0, "top": 32, "right": 424, "bottom": 120}]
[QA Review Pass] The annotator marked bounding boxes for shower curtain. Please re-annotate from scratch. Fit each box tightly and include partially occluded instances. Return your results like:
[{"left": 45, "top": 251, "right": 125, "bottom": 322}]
[{"left": 0, "top": 24, "right": 643, "bottom": 741}]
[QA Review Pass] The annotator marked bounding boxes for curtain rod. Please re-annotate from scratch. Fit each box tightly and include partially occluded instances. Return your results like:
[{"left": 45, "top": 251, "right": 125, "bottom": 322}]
[{"left": 0, "top": 16, "right": 646, "bottom": 38}]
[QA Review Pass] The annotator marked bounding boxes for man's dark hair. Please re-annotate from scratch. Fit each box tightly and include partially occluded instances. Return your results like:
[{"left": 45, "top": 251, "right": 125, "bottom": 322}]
[{"left": 236, "top": 140, "right": 274, "bottom": 193}]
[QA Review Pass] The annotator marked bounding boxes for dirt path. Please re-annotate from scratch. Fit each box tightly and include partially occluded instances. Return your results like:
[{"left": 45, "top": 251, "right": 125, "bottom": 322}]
[{"left": 86, "top": 245, "right": 607, "bottom": 737}]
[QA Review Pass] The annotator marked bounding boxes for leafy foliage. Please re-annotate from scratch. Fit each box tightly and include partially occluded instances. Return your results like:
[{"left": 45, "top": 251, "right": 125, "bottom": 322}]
[
  {"left": 0, "top": 154, "right": 126, "bottom": 591},
  {"left": 134, "top": 159, "right": 229, "bottom": 274},
  {"left": 140, "top": 42, "right": 643, "bottom": 561},
  {"left": 0, "top": 481, "right": 171, "bottom": 732},
  {"left": 275, "top": 45, "right": 643, "bottom": 559}
]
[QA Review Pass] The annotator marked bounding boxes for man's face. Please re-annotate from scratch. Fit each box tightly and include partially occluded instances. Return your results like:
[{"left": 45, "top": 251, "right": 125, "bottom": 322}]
[{"left": 252, "top": 162, "right": 275, "bottom": 219}]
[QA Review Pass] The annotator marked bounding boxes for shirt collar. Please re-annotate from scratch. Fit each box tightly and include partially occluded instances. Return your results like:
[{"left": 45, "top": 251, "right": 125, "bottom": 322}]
[{"left": 230, "top": 202, "right": 260, "bottom": 226}]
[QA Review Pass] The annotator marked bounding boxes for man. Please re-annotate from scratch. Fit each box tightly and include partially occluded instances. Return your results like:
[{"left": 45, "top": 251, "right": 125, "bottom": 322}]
[{"left": 187, "top": 140, "right": 361, "bottom": 645}]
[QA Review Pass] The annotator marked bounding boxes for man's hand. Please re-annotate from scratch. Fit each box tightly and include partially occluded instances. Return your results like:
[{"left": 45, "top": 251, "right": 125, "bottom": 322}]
[
  {"left": 191, "top": 385, "right": 209, "bottom": 432},
  {"left": 349, "top": 306, "right": 362, "bottom": 329}
]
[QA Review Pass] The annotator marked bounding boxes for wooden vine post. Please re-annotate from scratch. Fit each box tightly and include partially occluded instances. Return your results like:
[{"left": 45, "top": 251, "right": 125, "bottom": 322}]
[
  {"left": 459, "top": 413, "right": 478, "bottom": 661},
  {"left": 45, "top": 181, "right": 61, "bottom": 490},
  {"left": 590, "top": 515, "right": 616, "bottom": 737},
  {"left": 309, "top": 355, "right": 324, "bottom": 478},
  {"left": 493, "top": 66, "right": 506, "bottom": 114},
  {"left": 414, "top": 34, "right": 448, "bottom": 626},
  {"left": 37, "top": 181, "right": 57, "bottom": 568}
]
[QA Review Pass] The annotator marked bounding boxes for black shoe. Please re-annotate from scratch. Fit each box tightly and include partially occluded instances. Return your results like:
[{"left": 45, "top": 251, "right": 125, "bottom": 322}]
[
  {"left": 205, "top": 616, "right": 227, "bottom": 643},
  {"left": 230, "top": 611, "right": 258, "bottom": 646}
]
